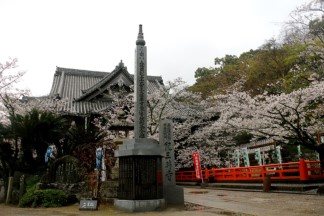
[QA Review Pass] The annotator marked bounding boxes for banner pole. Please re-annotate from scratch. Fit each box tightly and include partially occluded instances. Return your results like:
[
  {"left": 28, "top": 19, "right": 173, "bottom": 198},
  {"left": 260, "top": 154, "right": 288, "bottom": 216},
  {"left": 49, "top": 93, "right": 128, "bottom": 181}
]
[{"left": 198, "top": 150, "right": 204, "bottom": 184}]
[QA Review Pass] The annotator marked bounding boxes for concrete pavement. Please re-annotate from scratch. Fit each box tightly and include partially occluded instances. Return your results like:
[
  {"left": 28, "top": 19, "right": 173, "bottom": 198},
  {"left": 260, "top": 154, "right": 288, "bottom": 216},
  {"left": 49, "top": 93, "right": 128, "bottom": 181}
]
[{"left": 184, "top": 187, "right": 324, "bottom": 216}]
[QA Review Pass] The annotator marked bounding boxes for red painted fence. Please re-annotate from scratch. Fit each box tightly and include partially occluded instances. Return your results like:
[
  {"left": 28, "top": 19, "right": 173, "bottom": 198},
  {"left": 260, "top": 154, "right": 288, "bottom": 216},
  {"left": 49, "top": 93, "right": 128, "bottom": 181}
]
[{"left": 176, "top": 159, "right": 324, "bottom": 182}]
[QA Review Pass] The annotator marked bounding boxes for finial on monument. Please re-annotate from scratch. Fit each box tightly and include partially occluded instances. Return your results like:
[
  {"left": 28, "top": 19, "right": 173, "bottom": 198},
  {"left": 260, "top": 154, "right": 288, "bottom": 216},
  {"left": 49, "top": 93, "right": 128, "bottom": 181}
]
[{"left": 136, "top": 24, "right": 146, "bottom": 46}]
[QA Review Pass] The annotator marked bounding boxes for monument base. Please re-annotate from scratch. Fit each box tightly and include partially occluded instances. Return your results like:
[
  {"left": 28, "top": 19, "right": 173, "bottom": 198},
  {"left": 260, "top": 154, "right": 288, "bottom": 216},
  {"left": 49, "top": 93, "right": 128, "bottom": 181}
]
[
  {"left": 115, "top": 138, "right": 163, "bottom": 157},
  {"left": 164, "top": 185, "right": 184, "bottom": 206},
  {"left": 114, "top": 199, "right": 165, "bottom": 212}
]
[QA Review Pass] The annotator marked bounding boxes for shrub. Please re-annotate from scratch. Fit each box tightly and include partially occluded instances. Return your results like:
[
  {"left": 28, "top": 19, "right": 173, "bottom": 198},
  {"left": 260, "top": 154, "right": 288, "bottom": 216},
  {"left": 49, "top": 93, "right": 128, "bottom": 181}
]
[
  {"left": 19, "top": 189, "right": 68, "bottom": 208},
  {"left": 25, "top": 175, "right": 40, "bottom": 190},
  {"left": 18, "top": 187, "right": 36, "bottom": 207}
]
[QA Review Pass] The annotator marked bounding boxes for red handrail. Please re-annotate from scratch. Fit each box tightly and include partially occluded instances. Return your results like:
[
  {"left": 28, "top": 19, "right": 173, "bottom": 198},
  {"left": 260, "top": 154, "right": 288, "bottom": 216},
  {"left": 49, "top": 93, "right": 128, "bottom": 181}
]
[{"left": 176, "top": 160, "right": 324, "bottom": 182}]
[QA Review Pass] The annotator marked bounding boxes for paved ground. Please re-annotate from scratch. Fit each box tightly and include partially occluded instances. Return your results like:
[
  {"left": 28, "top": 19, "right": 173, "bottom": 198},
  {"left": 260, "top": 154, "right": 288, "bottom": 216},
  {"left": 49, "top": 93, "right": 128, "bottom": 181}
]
[
  {"left": 185, "top": 187, "right": 324, "bottom": 216},
  {"left": 1, "top": 187, "right": 324, "bottom": 216}
]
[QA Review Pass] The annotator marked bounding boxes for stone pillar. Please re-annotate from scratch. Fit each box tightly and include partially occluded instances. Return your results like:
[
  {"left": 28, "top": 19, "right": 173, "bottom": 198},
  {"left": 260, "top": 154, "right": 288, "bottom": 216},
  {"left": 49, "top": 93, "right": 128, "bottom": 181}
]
[
  {"left": 134, "top": 24, "right": 147, "bottom": 139},
  {"left": 159, "top": 119, "right": 184, "bottom": 206},
  {"left": 19, "top": 175, "right": 26, "bottom": 201},
  {"left": 114, "top": 25, "right": 165, "bottom": 212}
]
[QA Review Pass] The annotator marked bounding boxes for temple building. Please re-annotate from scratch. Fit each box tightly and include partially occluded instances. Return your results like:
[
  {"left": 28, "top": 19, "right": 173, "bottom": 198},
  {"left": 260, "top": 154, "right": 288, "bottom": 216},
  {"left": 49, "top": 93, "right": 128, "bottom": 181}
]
[{"left": 48, "top": 61, "right": 164, "bottom": 129}]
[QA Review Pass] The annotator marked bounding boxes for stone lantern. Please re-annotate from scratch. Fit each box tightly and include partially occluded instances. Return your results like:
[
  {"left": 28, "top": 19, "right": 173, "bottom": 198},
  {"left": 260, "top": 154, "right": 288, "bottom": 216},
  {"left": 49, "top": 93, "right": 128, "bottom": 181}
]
[{"left": 109, "top": 110, "right": 134, "bottom": 180}]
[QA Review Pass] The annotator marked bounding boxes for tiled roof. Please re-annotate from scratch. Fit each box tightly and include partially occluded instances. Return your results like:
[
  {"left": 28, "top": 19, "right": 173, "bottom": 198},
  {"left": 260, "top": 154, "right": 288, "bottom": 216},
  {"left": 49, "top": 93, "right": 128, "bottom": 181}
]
[
  {"left": 49, "top": 63, "right": 163, "bottom": 115},
  {"left": 50, "top": 67, "right": 105, "bottom": 99}
]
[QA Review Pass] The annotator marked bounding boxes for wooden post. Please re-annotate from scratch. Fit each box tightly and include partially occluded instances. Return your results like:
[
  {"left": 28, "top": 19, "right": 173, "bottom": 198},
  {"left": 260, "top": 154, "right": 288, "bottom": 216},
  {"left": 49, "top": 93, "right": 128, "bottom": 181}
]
[
  {"left": 299, "top": 158, "right": 309, "bottom": 181},
  {"left": 205, "top": 168, "right": 209, "bottom": 182},
  {"left": 263, "top": 175, "right": 271, "bottom": 192},
  {"left": 233, "top": 168, "right": 236, "bottom": 180},
  {"left": 261, "top": 166, "right": 266, "bottom": 179},
  {"left": 5, "top": 176, "right": 13, "bottom": 204},
  {"left": 212, "top": 168, "right": 216, "bottom": 182}
]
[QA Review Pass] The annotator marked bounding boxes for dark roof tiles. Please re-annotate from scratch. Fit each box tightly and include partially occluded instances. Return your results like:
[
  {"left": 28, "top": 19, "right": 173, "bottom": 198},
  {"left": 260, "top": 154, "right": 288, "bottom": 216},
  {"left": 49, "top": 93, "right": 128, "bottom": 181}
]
[{"left": 49, "top": 64, "right": 163, "bottom": 115}]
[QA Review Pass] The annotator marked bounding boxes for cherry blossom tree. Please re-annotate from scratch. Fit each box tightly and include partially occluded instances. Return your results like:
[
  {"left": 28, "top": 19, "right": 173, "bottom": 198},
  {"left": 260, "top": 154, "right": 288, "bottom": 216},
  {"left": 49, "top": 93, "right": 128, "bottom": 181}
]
[
  {"left": 94, "top": 78, "right": 235, "bottom": 169},
  {"left": 147, "top": 77, "right": 204, "bottom": 139},
  {"left": 1, "top": 58, "right": 67, "bottom": 123},
  {"left": 0, "top": 58, "right": 24, "bottom": 92},
  {"left": 211, "top": 80, "right": 324, "bottom": 168},
  {"left": 0, "top": 58, "right": 26, "bottom": 179},
  {"left": 91, "top": 90, "right": 135, "bottom": 172},
  {"left": 95, "top": 78, "right": 198, "bottom": 141},
  {"left": 283, "top": 0, "right": 323, "bottom": 78},
  {"left": 1, "top": 58, "right": 68, "bottom": 177},
  {"left": 174, "top": 110, "right": 236, "bottom": 170},
  {"left": 0, "top": 58, "right": 27, "bottom": 123}
]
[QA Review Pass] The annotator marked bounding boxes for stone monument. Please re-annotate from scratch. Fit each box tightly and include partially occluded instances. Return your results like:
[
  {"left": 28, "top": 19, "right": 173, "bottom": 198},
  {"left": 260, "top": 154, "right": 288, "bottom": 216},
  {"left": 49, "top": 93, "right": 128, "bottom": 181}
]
[
  {"left": 114, "top": 25, "right": 165, "bottom": 212},
  {"left": 159, "top": 119, "right": 184, "bottom": 206}
]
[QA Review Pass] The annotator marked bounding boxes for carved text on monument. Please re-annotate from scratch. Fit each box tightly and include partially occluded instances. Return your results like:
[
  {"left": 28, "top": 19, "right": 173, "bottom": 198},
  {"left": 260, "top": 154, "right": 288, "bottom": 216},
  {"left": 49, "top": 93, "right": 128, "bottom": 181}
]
[
  {"left": 163, "top": 123, "right": 173, "bottom": 182},
  {"left": 138, "top": 55, "right": 146, "bottom": 137}
]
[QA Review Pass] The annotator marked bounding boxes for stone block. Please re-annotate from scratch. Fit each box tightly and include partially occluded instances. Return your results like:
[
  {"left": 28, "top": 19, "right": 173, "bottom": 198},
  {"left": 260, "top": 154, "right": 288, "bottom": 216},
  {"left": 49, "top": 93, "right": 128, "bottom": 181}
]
[
  {"left": 79, "top": 199, "right": 98, "bottom": 210},
  {"left": 100, "top": 180, "right": 118, "bottom": 199},
  {"left": 164, "top": 185, "right": 184, "bottom": 206},
  {"left": 114, "top": 199, "right": 165, "bottom": 212}
]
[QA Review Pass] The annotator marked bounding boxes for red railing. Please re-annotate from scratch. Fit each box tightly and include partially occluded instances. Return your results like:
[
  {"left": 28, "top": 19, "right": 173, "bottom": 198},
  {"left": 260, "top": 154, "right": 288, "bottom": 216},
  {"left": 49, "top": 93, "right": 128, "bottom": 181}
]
[{"left": 176, "top": 159, "right": 324, "bottom": 182}]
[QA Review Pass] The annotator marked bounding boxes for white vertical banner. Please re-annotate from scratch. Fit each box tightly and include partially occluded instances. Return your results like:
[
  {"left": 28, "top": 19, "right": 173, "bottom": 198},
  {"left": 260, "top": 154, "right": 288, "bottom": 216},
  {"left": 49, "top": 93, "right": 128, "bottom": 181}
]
[
  {"left": 242, "top": 147, "right": 250, "bottom": 167},
  {"left": 315, "top": 152, "right": 320, "bottom": 161},
  {"left": 101, "top": 146, "right": 106, "bottom": 182},
  {"left": 261, "top": 151, "right": 266, "bottom": 165},
  {"left": 276, "top": 145, "right": 282, "bottom": 164},
  {"left": 254, "top": 148, "right": 262, "bottom": 166},
  {"left": 297, "top": 145, "right": 302, "bottom": 159},
  {"left": 234, "top": 149, "right": 240, "bottom": 167}
]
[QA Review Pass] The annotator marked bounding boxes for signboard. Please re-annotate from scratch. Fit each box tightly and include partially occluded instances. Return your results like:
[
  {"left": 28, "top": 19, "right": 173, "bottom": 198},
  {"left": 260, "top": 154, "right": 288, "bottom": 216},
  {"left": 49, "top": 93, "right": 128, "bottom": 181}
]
[
  {"left": 192, "top": 151, "right": 202, "bottom": 179},
  {"left": 254, "top": 148, "right": 262, "bottom": 165},
  {"left": 297, "top": 145, "right": 302, "bottom": 159},
  {"left": 247, "top": 145, "right": 274, "bottom": 154},
  {"left": 276, "top": 145, "right": 282, "bottom": 164},
  {"left": 242, "top": 147, "right": 250, "bottom": 167},
  {"left": 234, "top": 149, "right": 240, "bottom": 167},
  {"left": 79, "top": 199, "right": 98, "bottom": 211}
]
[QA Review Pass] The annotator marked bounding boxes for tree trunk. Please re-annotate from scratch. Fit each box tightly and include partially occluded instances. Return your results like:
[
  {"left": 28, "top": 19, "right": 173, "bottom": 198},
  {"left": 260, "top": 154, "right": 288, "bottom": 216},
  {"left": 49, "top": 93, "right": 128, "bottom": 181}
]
[
  {"left": 316, "top": 143, "right": 324, "bottom": 171},
  {"left": 319, "top": 150, "right": 324, "bottom": 172}
]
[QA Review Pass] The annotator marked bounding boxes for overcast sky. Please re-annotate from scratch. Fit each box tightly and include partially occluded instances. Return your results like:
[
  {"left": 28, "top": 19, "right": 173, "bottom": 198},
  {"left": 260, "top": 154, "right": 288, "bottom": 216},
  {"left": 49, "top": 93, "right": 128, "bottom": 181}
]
[{"left": 1, "top": 0, "right": 308, "bottom": 96}]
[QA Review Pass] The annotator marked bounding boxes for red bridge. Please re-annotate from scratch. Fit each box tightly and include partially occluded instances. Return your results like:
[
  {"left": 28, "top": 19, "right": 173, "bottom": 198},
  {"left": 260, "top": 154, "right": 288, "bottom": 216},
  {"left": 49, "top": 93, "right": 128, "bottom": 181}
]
[{"left": 176, "top": 159, "right": 324, "bottom": 182}]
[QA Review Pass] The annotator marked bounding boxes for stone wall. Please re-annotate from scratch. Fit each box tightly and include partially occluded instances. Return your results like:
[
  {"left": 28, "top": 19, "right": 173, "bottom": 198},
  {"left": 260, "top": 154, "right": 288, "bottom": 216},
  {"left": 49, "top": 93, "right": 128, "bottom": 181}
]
[{"left": 99, "top": 180, "right": 119, "bottom": 203}]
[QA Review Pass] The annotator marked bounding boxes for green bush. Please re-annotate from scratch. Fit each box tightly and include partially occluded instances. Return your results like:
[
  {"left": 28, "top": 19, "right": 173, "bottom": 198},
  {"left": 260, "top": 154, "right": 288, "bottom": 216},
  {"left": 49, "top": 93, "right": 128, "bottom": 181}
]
[
  {"left": 25, "top": 175, "right": 40, "bottom": 190},
  {"left": 19, "top": 189, "right": 68, "bottom": 208}
]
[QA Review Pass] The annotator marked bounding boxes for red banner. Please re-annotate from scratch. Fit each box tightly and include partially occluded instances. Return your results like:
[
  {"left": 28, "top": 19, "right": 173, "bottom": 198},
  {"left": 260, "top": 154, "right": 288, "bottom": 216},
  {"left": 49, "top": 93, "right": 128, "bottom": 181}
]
[{"left": 192, "top": 151, "right": 202, "bottom": 179}]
